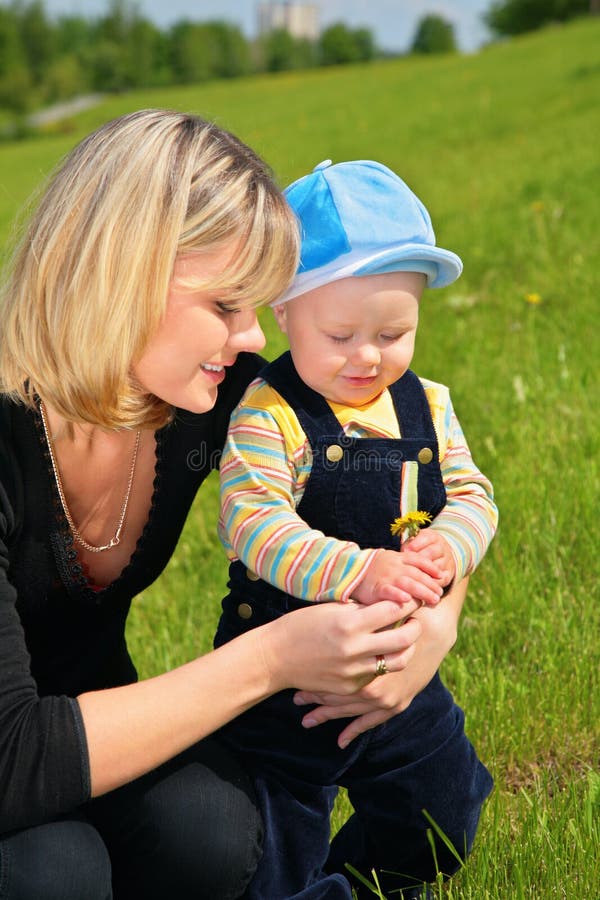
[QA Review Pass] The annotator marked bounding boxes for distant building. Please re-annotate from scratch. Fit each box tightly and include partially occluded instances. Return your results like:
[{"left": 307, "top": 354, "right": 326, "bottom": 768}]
[{"left": 257, "top": 3, "right": 319, "bottom": 41}]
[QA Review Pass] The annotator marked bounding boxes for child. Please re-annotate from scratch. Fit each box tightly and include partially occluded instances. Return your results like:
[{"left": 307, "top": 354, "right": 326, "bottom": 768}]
[{"left": 214, "top": 160, "right": 498, "bottom": 900}]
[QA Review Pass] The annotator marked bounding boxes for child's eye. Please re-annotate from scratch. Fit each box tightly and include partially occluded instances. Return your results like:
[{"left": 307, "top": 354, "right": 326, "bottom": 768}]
[
  {"left": 329, "top": 334, "right": 352, "bottom": 344},
  {"left": 381, "top": 334, "right": 401, "bottom": 343}
]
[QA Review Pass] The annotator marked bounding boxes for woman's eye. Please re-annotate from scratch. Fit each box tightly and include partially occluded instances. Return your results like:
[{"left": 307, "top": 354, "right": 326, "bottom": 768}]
[{"left": 216, "top": 301, "right": 241, "bottom": 315}]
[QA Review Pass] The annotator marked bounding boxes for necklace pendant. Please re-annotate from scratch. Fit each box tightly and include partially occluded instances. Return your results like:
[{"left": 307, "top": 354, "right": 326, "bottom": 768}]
[{"left": 39, "top": 401, "right": 140, "bottom": 555}]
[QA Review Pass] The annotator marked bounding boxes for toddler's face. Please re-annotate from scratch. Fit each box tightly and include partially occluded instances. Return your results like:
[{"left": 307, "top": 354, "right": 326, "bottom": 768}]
[{"left": 272, "top": 272, "right": 425, "bottom": 407}]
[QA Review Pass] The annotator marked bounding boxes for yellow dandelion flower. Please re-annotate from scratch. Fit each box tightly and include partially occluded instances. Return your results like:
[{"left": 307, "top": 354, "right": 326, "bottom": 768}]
[
  {"left": 390, "top": 511, "right": 432, "bottom": 540},
  {"left": 525, "top": 292, "right": 542, "bottom": 305}
]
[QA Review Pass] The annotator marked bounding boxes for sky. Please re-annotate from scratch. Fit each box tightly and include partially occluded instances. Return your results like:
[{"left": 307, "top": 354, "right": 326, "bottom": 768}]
[{"left": 37, "top": 1, "right": 494, "bottom": 53}]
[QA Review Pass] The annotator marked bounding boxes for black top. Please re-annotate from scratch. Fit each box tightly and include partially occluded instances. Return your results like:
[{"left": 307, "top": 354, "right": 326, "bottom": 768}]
[{"left": 0, "top": 353, "right": 262, "bottom": 835}]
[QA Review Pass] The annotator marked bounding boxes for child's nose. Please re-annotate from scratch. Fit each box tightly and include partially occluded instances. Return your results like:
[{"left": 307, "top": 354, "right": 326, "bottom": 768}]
[{"left": 352, "top": 343, "right": 381, "bottom": 367}]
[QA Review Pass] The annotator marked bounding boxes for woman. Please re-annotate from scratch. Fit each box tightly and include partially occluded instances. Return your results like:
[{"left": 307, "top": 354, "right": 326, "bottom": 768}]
[{"left": 0, "top": 109, "right": 466, "bottom": 899}]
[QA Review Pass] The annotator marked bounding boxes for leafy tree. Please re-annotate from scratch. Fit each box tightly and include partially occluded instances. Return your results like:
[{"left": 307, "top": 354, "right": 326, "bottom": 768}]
[
  {"left": 125, "top": 17, "right": 168, "bottom": 87},
  {"left": 14, "top": 0, "right": 56, "bottom": 84},
  {"left": 411, "top": 14, "right": 457, "bottom": 54},
  {"left": 168, "top": 20, "right": 250, "bottom": 83},
  {"left": 319, "top": 23, "right": 376, "bottom": 65},
  {"left": 294, "top": 36, "right": 318, "bottom": 68},
  {"left": 261, "top": 28, "right": 297, "bottom": 72},
  {"left": 84, "top": 39, "right": 130, "bottom": 92},
  {"left": 260, "top": 28, "right": 316, "bottom": 72},
  {"left": 169, "top": 21, "right": 219, "bottom": 83},
  {"left": 354, "top": 27, "right": 376, "bottom": 61},
  {"left": 320, "top": 23, "right": 361, "bottom": 65},
  {"left": 485, "top": 0, "right": 589, "bottom": 36},
  {"left": 208, "top": 21, "right": 251, "bottom": 78},
  {"left": 54, "top": 15, "right": 95, "bottom": 56},
  {"left": 86, "top": 0, "right": 166, "bottom": 91},
  {"left": 45, "top": 53, "right": 88, "bottom": 103},
  {"left": 94, "top": 0, "right": 133, "bottom": 44},
  {"left": 0, "top": 7, "right": 31, "bottom": 112}
]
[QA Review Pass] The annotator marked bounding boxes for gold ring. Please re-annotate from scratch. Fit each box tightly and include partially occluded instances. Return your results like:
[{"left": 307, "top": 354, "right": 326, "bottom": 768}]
[{"left": 375, "top": 654, "right": 388, "bottom": 677}]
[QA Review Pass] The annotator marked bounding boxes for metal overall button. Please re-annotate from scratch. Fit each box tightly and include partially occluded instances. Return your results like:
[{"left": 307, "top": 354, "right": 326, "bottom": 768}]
[
  {"left": 237, "top": 603, "right": 253, "bottom": 620},
  {"left": 418, "top": 447, "right": 433, "bottom": 464},
  {"left": 326, "top": 444, "right": 344, "bottom": 463}
]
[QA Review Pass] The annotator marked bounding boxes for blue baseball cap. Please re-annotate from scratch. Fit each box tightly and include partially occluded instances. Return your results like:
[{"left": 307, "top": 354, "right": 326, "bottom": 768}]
[{"left": 275, "top": 159, "right": 462, "bottom": 304}]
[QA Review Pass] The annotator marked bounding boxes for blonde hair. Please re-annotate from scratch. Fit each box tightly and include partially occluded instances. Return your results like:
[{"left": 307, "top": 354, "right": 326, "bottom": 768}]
[{"left": 0, "top": 109, "right": 299, "bottom": 429}]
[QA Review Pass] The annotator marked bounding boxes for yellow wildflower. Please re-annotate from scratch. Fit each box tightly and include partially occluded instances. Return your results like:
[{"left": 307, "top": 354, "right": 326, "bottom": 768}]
[
  {"left": 525, "top": 292, "right": 542, "bottom": 305},
  {"left": 390, "top": 511, "right": 432, "bottom": 540}
]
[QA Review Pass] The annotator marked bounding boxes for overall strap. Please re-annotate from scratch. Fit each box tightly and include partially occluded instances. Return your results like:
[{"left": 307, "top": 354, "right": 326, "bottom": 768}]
[
  {"left": 263, "top": 355, "right": 437, "bottom": 443},
  {"left": 260, "top": 351, "right": 344, "bottom": 443},
  {"left": 388, "top": 370, "right": 438, "bottom": 440}
]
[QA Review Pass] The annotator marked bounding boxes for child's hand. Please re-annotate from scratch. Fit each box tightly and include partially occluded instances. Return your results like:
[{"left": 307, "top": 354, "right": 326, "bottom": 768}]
[
  {"left": 404, "top": 530, "right": 456, "bottom": 588},
  {"left": 352, "top": 549, "right": 444, "bottom": 608}
]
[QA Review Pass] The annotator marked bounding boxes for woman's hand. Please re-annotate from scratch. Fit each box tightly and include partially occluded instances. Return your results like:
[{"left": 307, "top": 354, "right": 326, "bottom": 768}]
[
  {"left": 292, "top": 578, "right": 468, "bottom": 748},
  {"left": 79, "top": 593, "right": 433, "bottom": 798},
  {"left": 258, "top": 597, "right": 424, "bottom": 697}
]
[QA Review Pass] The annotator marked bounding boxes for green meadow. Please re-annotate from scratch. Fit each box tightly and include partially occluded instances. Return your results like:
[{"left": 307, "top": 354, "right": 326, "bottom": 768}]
[{"left": 1, "top": 16, "right": 598, "bottom": 897}]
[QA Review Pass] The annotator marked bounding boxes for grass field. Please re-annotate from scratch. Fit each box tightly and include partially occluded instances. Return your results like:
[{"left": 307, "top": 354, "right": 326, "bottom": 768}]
[{"left": 1, "top": 16, "right": 599, "bottom": 897}]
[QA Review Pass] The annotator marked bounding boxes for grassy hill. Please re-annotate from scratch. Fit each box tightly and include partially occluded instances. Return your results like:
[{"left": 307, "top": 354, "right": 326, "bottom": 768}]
[{"left": 1, "top": 17, "right": 599, "bottom": 897}]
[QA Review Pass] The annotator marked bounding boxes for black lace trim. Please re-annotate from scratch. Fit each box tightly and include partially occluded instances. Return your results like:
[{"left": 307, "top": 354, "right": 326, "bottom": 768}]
[{"left": 33, "top": 404, "right": 165, "bottom": 600}]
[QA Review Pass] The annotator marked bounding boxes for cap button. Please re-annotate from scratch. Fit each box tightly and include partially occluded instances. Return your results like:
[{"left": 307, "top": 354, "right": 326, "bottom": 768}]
[{"left": 313, "top": 159, "right": 332, "bottom": 172}]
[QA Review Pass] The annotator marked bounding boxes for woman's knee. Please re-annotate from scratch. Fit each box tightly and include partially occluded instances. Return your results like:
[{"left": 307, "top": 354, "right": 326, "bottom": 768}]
[
  {"left": 154, "top": 772, "right": 261, "bottom": 894},
  {"left": 111, "top": 743, "right": 263, "bottom": 899},
  {"left": 0, "top": 819, "right": 111, "bottom": 900}
]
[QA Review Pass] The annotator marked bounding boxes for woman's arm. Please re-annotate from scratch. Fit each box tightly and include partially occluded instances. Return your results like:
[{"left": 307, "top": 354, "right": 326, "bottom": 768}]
[
  {"left": 78, "top": 597, "right": 423, "bottom": 796},
  {"left": 292, "top": 577, "right": 468, "bottom": 749}
]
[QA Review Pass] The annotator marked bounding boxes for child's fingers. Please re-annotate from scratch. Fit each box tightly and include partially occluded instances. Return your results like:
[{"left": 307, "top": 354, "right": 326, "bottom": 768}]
[
  {"left": 403, "top": 577, "right": 442, "bottom": 606},
  {"left": 399, "top": 549, "right": 443, "bottom": 578},
  {"left": 372, "top": 583, "right": 414, "bottom": 605},
  {"left": 404, "top": 531, "right": 437, "bottom": 551},
  {"left": 370, "top": 578, "right": 441, "bottom": 607}
]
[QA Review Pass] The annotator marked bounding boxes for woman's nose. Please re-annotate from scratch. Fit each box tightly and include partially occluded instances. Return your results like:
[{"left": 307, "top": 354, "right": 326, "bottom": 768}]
[{"left": 228, "top": 309, "right": 266, "bottom": 353}]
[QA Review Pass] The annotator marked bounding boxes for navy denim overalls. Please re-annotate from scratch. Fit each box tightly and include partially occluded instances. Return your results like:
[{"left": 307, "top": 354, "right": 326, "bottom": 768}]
[{"left": 215, "top": 352, "right": 493, "bottom": 900}]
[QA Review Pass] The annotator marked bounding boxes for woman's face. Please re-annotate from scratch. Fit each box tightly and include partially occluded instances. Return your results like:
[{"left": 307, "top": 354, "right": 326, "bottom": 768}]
[{"left": 134, "top": 244, "right": 266, "bottom": 413}]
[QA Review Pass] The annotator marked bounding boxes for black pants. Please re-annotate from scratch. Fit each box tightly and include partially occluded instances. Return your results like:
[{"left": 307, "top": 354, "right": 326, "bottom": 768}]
[
  {"left": 0, "top": 739, "right": 262, "bottom": 900},
  {"left": 217, "top": 672, "right": 492, "bottom": 899}
]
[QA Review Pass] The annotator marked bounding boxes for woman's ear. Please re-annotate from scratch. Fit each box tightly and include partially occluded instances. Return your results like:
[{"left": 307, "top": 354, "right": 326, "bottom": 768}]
[{"left": 271, "top": 303, "right": 288, "bottom": 333}]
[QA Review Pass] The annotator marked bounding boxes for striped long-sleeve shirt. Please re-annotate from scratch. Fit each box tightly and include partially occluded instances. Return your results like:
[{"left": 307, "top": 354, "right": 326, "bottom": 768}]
[{"left": 219, "top": 375, "right": 498, "bottom": 602}]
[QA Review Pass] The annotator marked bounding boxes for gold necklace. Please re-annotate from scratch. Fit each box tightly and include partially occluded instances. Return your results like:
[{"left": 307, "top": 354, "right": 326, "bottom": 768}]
[{"left": 39, "top": 402, "right": 141, "bottom": 553}]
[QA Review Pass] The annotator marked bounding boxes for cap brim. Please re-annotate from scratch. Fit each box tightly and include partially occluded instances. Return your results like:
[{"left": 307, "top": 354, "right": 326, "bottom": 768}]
[{"left": 274, "top": 243, "right": 462, "bottom": 305}]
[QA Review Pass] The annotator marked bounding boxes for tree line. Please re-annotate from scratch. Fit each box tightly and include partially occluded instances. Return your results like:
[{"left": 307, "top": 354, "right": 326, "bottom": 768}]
[
  {"left": 0, "top": 0, "right": 378, "bottom": 115},
  {"left": 485, "top": 0, "right": 594, "bottom": 35},
  {"left": 0, "top": 0, "right": 594, "bottom": 118}
]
